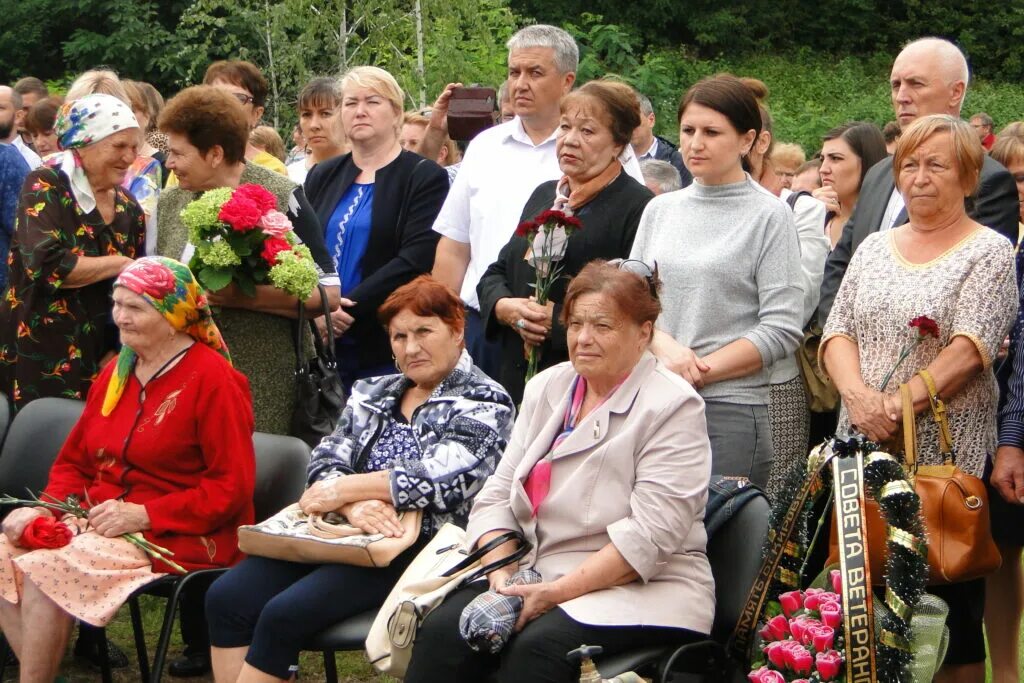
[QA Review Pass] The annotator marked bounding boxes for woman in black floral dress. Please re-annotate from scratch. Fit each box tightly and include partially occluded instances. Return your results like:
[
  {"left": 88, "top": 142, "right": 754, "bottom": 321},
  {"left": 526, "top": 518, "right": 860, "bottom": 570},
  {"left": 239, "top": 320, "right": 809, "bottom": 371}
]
[{"left": 0, "top": 94, "right": 144, "bottom": 409}]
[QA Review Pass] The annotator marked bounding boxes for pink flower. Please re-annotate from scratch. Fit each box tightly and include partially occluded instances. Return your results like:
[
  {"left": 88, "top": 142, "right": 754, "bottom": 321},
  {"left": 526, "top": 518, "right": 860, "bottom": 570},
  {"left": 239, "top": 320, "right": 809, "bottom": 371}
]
[
  {"left": 785, "top": 645, "right": 814, "bottom": 676},
  {"left": 804, "top": 592, "right": 824, "bottom": 611},
  {"left": 830, "top": 570, "right": 843, "bottom": 595},
  {"left": 789, "top": 615, "right": 821, "bottom": 643},
  {"left": 779, "top": 590, "right": 804, "bottom": 617},
  {"left": 258, "top": 209, "right": 293, "bottom": 238},
  {"left": 764, "top": 641, "right": 788, "bottom": 669},
  {"left": 808, "top": 624, "right": 835, "bottom": 652},
  {"left": 820, "top": 603, "right": 842, "bottom": 629},
  {"left": 748, "top": 668, "right": 785, "bottom": 683},
  {"left": 764, "top": 615, "right": 789, "bottom": 641},
  {"left": 816, "top": 650, "right": 843, "bottom": 681}
]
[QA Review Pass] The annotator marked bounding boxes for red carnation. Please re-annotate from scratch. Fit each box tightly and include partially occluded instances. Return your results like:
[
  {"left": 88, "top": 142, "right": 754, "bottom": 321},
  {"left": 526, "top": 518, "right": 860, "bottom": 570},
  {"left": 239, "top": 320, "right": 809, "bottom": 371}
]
[
  {"left": 261, "top": 236, "right": 292, "bottom": 266},
  {"left": 233, "top": 184, "right": 278, "bottom": 214},
  {"left": 515, "top": 220, "right": 538, "bottom": 237},
  {"left": 20, "top": 516, "right": 73, "bottom": 550},
  {"left": 536, "top": 209, "right": 568, "bottom": 224},
  {"left": 219, "top": 196, "right": 263, "bottom": 232},
  {"left": 909, "top": 315, "right": 939, "bottom": 339}
]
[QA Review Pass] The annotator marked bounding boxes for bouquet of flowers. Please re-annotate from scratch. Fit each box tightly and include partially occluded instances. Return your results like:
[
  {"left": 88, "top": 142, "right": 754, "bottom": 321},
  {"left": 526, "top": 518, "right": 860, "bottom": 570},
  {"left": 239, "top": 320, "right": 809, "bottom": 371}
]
[
  {"left": 181, "top": 184, "right": 319, "bottom": 299},
  {"left": 0, "top": 491, "right": 185, "bottom": 573},
  {"left": 749, "top": 572, "right": 845, "bottom": 682},
  {"left": 514, "top": 209, "right": 582, "bottom": 383}
]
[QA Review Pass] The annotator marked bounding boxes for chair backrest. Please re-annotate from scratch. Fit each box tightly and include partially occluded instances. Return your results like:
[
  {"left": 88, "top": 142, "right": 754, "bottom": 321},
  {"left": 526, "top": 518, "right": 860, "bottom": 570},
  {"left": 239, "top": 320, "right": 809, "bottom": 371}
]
[
  {"left": 0, "top": 398, "right": 85, "bottom": 501},
  {"left": 706, "top": 491, "right": 771, "bottom": 643},
  {"left": 252, "top": 432, "right": 311, "bottom": 522}
]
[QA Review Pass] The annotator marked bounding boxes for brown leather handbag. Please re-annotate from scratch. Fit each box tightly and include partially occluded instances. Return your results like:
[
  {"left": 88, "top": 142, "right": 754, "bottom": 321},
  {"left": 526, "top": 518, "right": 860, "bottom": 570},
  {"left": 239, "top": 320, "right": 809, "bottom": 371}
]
[{"left": 828, "top": 370, "right": 1001, "bottom": 584}]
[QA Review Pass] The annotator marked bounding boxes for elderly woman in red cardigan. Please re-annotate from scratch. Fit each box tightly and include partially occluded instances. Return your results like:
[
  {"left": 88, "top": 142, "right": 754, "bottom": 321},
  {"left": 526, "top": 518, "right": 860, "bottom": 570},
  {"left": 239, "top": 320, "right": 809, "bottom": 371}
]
[{"left": 0, "top": 256, "right": 255, "bottom": 683}]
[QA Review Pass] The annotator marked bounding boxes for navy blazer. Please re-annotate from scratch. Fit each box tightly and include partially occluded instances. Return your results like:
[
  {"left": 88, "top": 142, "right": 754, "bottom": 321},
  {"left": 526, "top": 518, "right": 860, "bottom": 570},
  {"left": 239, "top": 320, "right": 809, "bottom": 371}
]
[
  {"left": 304, "top": 150, "right": 449, "bottom": 369},
  {"left": 817, "top": 153, "right": 1019, "bottom": 326}
]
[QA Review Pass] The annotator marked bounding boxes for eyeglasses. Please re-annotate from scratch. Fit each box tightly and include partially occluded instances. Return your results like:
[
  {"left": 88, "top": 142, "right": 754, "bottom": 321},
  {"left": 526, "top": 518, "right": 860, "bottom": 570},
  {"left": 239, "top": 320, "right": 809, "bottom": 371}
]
[
  {"left": 229, "top": 92, "right": 255, "bottom": 106},
  {"left": 608, "top": 258, "right": 659, "bottom": 300}
]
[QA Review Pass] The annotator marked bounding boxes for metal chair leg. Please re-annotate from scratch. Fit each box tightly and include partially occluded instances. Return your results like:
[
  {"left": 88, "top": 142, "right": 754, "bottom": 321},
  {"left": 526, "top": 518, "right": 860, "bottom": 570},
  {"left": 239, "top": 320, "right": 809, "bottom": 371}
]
[
  {"left": 129, "top": 596, "right": 151, "bottom": 682},
  {"left": 323, "top": 650, "right": 339, "bottom": 683},
  {"left": 149, "top": 580, "right": 188, "bottom": 683}
]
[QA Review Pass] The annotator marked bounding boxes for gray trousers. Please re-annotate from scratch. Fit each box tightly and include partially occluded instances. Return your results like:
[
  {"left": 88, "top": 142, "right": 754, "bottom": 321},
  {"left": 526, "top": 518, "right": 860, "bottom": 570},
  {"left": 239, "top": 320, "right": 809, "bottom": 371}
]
[{"left": 704, "top": 400, "right": 774, "bottom": 488}]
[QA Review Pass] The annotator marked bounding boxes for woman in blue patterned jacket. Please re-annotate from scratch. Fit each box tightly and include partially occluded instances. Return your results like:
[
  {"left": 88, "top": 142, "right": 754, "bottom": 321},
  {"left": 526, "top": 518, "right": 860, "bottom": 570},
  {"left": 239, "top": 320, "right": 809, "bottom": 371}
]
[{"left": 205, "top": 275, "right": 514, "bottom": 683}]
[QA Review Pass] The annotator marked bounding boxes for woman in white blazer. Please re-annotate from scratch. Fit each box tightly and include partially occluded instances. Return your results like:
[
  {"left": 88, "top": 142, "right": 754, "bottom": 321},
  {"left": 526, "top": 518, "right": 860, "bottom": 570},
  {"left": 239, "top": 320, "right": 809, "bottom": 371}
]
[{"left": 405, "top": 259, "right": 716, "bottom": 683}]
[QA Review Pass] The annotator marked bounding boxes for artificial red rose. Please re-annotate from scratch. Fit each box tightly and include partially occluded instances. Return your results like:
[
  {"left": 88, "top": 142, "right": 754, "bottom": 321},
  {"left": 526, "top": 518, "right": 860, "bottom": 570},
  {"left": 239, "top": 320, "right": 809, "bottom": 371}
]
[
  {"left": 779, "top": 590, "right": 803, "bottom": 617},
  {"left": 757, "top": 669, "right": 785, "bottom": 683},
  {"left": 803, "top": 590, "right": 825, "bottom": 612},
  {"left": 233, "top": 184, "right": 278, "bottom": 214},
  {"left": 120, "top": 259, "right": 177, "bottom": 299},
  {"left": 747, "top": 666, "right": 769, "bottom": 683},
  {"left": 819, "top": 603, "right": 842, "bottom": 629},
  {"left": 764, "top": 614, "right": 789, "bottom": 641},
  {"left": 808, "top": 624, "right": 835, "bottom": 652},
  {"left": 815, "top": 650, "right": 843, "bottom": 681},
  {"left": 515, "top": 220, "right": 537, "bottom": 237},
  {"left": 830, "top": 570, "right": 842, "bottom": 594},
  {"left": 258, "top": 209, "right": 293, "bottom": 238},
  {"left": 909, "top": 315, "right": 940, "bottom": 339},
  {"left": 219, "top": 196, "right": 263, "bottom": 232},
  {"left": 784, "top": 643, "right": 814, "bottom": 675},
  {"left": 260, "top": 236, "right": 292, "bottom": 266},
  {"left": 20, "top": 516, "right": 73, "bottom": 549},
  {"left": 787, "top": 615, "right": 813, "bottom": 642},
  {"left": 764, "top": 641, "right": 788, "bottom": 669}
]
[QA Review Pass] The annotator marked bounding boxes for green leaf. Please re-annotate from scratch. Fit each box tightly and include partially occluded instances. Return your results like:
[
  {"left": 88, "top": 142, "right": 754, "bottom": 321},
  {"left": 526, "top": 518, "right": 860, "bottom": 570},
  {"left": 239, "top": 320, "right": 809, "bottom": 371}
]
[{"left": 198, "top": 266, "right": 233, "bottom": 292}]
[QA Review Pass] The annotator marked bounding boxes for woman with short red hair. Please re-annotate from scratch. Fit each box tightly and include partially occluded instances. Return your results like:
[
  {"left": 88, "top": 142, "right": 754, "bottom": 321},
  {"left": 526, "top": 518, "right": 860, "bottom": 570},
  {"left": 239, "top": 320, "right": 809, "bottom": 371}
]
[{"left": 205, "top": 275, "right": 514, "bottom": 683}]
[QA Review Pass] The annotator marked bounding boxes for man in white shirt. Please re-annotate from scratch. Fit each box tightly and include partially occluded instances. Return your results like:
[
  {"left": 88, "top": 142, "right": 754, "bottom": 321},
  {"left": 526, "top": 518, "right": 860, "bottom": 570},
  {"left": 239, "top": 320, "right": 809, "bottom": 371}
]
[
  {"left": 0, "top": 87, "right": 40, "bottom": 169},
  {"left": 431, "top": 24, "right": 643, "bottom": 377}
]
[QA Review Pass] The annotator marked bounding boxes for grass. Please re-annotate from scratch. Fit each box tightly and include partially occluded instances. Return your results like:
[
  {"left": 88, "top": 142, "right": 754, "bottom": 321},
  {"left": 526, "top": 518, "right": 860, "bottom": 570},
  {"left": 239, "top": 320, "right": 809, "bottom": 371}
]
[{"left": 4, "top": 588, "right": 1023, "bottom": 682}]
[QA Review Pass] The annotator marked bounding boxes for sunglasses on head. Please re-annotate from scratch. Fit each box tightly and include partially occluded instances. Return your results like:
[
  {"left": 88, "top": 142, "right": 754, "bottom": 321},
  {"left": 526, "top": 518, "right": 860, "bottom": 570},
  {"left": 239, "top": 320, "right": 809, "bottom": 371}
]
[{"left": 608, "top": 259, "right": 659, "bottom": 300}]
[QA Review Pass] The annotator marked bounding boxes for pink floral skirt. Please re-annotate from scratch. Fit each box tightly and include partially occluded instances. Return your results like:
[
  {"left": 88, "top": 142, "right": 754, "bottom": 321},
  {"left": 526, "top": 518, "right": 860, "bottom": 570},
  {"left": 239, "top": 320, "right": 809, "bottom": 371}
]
[{"left": 0, "top": 519, "right": 162, "bottom": 626}]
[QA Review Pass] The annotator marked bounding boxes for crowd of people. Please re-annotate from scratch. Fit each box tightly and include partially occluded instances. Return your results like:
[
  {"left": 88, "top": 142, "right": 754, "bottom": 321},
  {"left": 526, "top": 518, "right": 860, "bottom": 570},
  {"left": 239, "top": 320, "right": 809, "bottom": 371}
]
[{"left": 0, "top": 22, "right": 1022, "bottom": 683}]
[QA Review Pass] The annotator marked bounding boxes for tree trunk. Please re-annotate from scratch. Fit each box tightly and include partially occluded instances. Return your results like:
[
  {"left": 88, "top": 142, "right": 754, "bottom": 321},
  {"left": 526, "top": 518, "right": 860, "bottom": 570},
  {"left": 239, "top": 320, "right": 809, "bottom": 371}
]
[
  {"left": 264, "top": 0, "right": 280, "bottom": 128},
  {"left": 414, "top": 0, "right": 425, "bottom": 107}
]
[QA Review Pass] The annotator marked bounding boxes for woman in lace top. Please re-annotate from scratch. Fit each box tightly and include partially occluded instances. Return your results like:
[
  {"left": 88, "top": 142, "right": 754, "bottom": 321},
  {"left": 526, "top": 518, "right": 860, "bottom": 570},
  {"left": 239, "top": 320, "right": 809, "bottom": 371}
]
[{"left": 821, "top": 115, "right": 1016, "bottom": 681}]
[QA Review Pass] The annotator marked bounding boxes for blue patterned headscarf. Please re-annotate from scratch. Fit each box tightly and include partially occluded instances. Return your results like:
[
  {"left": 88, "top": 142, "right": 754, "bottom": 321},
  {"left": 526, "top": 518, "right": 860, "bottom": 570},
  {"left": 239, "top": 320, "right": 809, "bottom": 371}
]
[{"left": 54, "top": 93, "right": 139, "bottom": 214}]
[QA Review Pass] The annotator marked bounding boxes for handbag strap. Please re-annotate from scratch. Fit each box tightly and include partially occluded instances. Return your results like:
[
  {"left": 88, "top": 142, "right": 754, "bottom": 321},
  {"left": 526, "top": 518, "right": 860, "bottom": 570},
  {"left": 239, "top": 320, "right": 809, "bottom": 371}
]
[
  {"left": 294, "top": 283, "right": 339, "bottom": 373},
  {"left": 917, "top": 369, "right": 953, "bottom": 458},
  {"left": 900, "top": 382, "right": 917, "bottom": 472},
  {"left": 441, "top": 530, "right": 533, "bottom": 586}
]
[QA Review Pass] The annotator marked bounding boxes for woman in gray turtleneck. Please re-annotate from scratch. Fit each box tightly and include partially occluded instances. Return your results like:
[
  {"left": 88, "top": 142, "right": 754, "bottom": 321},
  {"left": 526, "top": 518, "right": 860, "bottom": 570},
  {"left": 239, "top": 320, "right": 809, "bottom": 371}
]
[{"left": 629, "top": 74, "right": 803, "bottom": 487}]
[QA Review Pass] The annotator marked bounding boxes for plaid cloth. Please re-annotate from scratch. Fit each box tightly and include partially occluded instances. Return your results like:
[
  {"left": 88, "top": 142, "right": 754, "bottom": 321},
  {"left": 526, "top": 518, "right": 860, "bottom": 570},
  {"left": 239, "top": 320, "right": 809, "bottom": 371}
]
[{"left": 459, "top": 569, "right": 543, "bottom": 653}]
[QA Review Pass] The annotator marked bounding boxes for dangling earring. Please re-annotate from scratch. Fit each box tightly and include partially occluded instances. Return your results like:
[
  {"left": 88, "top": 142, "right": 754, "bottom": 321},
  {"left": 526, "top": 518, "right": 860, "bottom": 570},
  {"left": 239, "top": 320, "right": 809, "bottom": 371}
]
[{"left": 392, "top": 354, "right": 402, "bottom": 373}]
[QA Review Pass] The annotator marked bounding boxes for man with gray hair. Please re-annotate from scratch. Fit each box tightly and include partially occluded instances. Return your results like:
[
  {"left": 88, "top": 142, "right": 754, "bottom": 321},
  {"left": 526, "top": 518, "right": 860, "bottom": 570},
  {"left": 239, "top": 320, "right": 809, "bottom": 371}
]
[
  {"left": 632, "top": 91, "right": 691, "bottom": 187},
  {"left": 969, "top": 111, "right": 995, "bottom": 150},
  {"left": 817, "top": 37, "right": 1017, "bottom": 325},
  {"left": 431, "top": 24, "right": 644, "bottom": 377},
  {"left": 640, "top": 159, "right": 682, "bottom": 195}
]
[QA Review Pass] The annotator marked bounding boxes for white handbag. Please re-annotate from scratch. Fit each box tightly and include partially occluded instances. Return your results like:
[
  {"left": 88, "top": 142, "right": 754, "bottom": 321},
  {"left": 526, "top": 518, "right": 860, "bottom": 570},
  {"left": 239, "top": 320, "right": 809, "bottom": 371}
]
[
  {"left": 366, "top": 524, "right": 531, "bottom": 676},
  {"left": 237, "top": 503, "right": 422, "bottom": 567}
]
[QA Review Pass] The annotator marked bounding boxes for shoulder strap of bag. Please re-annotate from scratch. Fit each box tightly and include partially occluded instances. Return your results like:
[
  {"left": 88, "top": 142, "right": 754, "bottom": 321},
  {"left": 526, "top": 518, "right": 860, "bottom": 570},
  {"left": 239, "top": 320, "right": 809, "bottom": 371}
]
[
  {"left": 294, "top": 283, "right": 339, "bottom": 373},
  {"left": 917, "top": 369, "right": 953, "bottom": 458},
  {"left": 900, "top": 382, "right": 917, "bottom": 471},
  {"left": 441, "top": 530, "right": 533, "bottom": 586}
]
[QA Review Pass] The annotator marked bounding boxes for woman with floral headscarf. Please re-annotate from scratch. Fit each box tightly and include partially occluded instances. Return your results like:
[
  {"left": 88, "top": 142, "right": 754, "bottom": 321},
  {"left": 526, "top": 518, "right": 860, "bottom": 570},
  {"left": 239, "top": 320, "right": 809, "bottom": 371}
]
[
  {"left": 0, "top": 256, "right": 255, "bottom": 682},
  {"left": 0, "top": 93, "right": 146, "bottom": 410}
]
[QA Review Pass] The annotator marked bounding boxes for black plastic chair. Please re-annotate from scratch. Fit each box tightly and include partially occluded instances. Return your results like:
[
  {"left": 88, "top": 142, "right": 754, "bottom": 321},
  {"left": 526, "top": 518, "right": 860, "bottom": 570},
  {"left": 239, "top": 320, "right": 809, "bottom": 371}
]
[
  {"left": 307, "top": 491, "right": 771, "bottom": 683},
  {"left": 125, "top": 431, "right": 311, "bottom": 682}
]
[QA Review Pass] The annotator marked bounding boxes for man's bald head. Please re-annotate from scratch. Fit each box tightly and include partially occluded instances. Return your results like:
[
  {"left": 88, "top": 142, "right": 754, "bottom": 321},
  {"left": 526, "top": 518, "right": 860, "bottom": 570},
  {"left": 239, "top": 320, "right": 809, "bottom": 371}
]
[{"left": 890, "top": 38, "right": 969, "bottom": 126}]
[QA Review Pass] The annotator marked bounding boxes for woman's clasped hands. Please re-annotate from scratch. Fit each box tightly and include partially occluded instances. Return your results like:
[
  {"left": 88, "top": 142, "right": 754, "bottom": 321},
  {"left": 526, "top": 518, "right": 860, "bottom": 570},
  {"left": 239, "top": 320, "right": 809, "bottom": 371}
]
[{"left": 843, "top": 385, "right": 900, "bottom": 442}]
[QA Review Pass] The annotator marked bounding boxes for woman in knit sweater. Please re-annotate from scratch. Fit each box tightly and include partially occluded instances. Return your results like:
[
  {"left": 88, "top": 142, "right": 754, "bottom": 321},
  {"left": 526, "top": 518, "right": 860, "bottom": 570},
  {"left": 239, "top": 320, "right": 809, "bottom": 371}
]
[{"left": 629, "top": 74, "right": 803, "bottom": 487}]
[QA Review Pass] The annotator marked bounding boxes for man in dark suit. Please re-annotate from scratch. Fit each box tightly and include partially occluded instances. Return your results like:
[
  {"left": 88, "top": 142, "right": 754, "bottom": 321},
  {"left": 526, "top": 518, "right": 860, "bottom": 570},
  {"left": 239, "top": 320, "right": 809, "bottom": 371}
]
[
  {"left": 816, "top": 37, "right": 1019, "bottom": 326},
  {"left": 632, "top": 91, "right": 693, "bottom": 188}
]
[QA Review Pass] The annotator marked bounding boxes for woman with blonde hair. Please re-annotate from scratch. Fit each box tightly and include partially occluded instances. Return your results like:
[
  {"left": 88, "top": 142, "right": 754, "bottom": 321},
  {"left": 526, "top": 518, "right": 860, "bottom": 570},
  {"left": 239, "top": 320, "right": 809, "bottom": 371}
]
[{"left": 303, "top": 66, "right": 450, "bottom": 388}]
